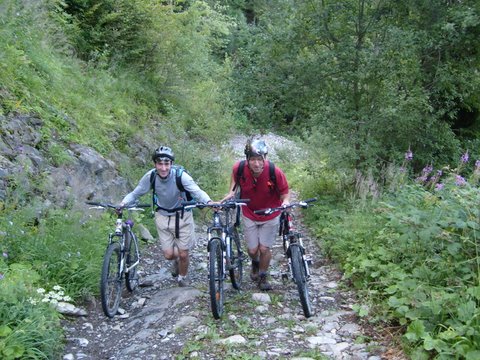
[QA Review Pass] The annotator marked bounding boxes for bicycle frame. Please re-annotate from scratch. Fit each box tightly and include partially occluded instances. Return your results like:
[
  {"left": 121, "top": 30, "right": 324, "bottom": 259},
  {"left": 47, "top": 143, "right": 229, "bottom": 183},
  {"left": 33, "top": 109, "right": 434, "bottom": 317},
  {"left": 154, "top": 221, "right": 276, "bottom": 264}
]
[
  {"left": 184, "top": 199, "right": 248, "bottom": 319},
  {"left": 107, "top": 222, "right": 140, "bottom": 275},
  {"left": 281, "top": 211, "right": 311, "bottom": 280},
  {"left": 206, "top": 207, "right": 235, "bottom": 268},
  {"left": 86, "top": 201, "right": 149, "bottom": 318},
  {"left": 254, "top": 198, "right": 317, "bottom": 318}
]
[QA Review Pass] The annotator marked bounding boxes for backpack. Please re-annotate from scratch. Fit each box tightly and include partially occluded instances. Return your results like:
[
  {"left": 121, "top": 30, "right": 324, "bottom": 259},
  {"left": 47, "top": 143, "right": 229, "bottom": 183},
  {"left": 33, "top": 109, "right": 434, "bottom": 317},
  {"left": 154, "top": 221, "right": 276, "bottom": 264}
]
[
  {"left": 149, "top": 165, "right": 193, "bottom": 209},
  {"left": 233, "top": 160, "right": 277, "bottom": 193}
]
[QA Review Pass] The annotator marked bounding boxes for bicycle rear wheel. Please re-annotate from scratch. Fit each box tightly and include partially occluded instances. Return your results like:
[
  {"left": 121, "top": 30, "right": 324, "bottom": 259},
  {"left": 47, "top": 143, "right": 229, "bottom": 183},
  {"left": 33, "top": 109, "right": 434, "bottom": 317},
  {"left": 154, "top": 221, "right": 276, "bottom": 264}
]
[
  {"left": 208, "top": 238, "right": 224, "bottom": 319},
  {"left": 290, "top": 244, "right": 313, "bottom": 318},
  {"left": 100, "top": 242, "right": 123, "bottom": 318},
  {"left": 125, "top": 231, "right": 139, "bottom": 292},
  {"left": 228, "top": 227, "right": 243, "bottom": 290}
]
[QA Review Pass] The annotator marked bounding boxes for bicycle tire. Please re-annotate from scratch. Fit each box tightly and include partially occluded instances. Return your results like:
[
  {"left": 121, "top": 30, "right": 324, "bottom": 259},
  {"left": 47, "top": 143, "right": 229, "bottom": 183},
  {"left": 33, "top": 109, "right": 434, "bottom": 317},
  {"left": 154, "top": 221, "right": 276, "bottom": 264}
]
[
  {"left": 100, "top": 242, "right": 123, "bottom": 318},
  {"left": 280, "top": 214, "right": 289, "bottom": 253},
  {"left": 290, "top": 244, "right": 313, "bottom": 318},
  {"left": 228, "top": 227, "right": 243, "bottom": 290},
  {"left": 125, "top": 231, "right": 139, "bottom": 292},
  {"left": 209, "top": 238, "right": 224, "bottom": 319}
]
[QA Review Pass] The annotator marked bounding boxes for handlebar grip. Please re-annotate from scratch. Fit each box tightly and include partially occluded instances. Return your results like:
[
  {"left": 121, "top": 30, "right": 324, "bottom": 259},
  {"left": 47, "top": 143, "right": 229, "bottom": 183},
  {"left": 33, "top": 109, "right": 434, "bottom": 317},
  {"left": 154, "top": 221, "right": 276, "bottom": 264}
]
[
  {"left": 235, "top": 198, "right": 250, "bottom": 203},
  {"left": 86, "top": 201, "right": 102, "bottom": 206},
  {"left": 181, "top": 200, "right": 197, "bottom": 206},
  {"left": 304, "top": 198, "right": 317, "bottom": 203},
  {"left": 254, "top": 209, "right": 270, "bottom": 215},
  {"left": 136, "top": 204, "right": 151, "bottom": 208}
]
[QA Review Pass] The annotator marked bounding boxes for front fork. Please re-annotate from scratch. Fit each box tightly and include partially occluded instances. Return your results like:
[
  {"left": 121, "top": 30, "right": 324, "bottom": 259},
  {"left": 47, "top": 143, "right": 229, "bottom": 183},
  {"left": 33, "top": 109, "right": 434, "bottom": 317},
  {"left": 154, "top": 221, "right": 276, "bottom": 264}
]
[{"left": 283, "top": 235, "right": 312, "bottom": 282}]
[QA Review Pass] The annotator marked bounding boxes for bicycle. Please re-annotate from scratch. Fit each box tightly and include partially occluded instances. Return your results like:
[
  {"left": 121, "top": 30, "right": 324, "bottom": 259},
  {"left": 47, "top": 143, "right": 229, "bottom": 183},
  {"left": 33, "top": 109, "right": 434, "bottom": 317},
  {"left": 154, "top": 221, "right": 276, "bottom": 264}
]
[
  {"left": 254, "top": 198, "right": 317, "bottom": 318},
  {"left": 86, "top": 201, "right": 150, "bottom": 318},
  {"left": 184, "top": 199, "right": 249, "bottom": 319}
]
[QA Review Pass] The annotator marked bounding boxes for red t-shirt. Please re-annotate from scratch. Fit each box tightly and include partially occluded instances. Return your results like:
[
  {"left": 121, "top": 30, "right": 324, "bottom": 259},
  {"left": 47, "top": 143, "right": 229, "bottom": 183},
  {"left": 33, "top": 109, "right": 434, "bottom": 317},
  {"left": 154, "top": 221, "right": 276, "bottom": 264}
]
[{"left": 233, "top": 160, "right": 289, "bottom": 221}]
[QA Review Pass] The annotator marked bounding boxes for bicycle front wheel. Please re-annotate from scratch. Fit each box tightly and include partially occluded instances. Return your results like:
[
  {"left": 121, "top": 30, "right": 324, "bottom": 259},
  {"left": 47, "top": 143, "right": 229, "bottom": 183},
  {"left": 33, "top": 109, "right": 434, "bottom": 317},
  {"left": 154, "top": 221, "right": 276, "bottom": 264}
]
[
  {"left": 208, "top": 238, "right": 224, "bottom": 319},
  {"left": 100, "top": 242, "right": 123, "bottom": 318},
  {"left": 290, "top": 244, "right": 313, "bottom": 318},
  {"left": 125, "top": 231, "right": 139, "bottom": 292},
  {"left": 228, "top": 227, "right": 243, "bottom": 290}
]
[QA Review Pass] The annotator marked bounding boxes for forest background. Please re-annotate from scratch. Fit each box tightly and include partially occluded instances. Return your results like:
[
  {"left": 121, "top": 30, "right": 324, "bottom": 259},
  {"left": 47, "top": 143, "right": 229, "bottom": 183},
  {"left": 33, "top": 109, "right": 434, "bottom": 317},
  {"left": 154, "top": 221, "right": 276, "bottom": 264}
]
[{"left": 0, "top": 0, "right": 479, "bottom": 359}]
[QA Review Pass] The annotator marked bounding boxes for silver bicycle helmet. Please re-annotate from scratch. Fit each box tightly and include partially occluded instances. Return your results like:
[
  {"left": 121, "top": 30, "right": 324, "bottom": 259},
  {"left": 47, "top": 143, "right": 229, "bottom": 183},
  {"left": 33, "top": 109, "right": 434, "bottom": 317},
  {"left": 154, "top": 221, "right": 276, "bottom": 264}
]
[
  {"left": 244, "top": 139, "right": 268, "bottom": 159},
  {"left": 152, "top": 146, "right": 175, "bottom": 162}
]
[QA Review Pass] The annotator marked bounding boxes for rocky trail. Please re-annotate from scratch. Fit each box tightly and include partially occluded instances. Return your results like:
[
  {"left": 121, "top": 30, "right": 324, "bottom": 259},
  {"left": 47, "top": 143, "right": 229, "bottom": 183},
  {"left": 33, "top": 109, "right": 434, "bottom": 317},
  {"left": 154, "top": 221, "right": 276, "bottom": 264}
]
[
  {"left": 61, "top": 134, "right": 405, "bottom": 360},
  {"left": 61, "top": 208, "right": 402, "bottom": 360}
]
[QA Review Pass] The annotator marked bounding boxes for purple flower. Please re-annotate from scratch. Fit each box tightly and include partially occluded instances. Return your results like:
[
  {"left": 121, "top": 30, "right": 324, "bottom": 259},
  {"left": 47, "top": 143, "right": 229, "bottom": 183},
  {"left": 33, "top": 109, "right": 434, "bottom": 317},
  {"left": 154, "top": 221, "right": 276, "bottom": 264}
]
[
  {"left": 2, "top": 252, "right": 7, "bottom": 258},
  {"left": 422, "top": 164, "right": 433, "bottom": 176},
  {"left": 461, "top": 151, "right": 469, "bottom": 164},
  {"left": 475, "top": 160, "right": 480, "bottom": 169},
  {"left": 405, "top": 149, "right": 413, "bottom": 161},
  {"left": 429, "top": 170, "right": 442, "bottom": 184},
  {"left": 455, "top": 175, "right": 467, "bottom": 186},
  {"left": 435, "top": 183, "right": 444, "bottom": 191},
  {"left": 416, "top": 175, "right": 428, "bottom": 183}
]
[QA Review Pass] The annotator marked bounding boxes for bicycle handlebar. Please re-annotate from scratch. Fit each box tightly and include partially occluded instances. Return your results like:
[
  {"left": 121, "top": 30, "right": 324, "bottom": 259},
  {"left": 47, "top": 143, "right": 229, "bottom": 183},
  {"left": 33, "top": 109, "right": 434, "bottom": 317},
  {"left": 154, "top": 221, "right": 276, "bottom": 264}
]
[
  {"left": 86, "top": 201, "right": 150, "bottom": 211},
  {"left": 182, "top": 199, "right": 250, "bottom": 211},
  {"left": 253, "top": 198, "right": 317, "bottom": 215}
]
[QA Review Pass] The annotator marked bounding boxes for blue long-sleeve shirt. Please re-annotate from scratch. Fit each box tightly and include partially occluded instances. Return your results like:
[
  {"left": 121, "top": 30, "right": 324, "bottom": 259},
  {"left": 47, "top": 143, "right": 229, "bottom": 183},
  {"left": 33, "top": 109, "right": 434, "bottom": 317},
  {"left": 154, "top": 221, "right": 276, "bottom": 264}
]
[{"left": 122, "top": 167, "right": 211, "bottom": 216}]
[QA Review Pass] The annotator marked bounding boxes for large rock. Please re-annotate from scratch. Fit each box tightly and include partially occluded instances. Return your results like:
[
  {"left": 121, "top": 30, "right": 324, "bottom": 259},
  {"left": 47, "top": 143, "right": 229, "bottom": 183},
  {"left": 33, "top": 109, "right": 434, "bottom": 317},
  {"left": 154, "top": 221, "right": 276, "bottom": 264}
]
[{"left": 0, "top": 114, "right": 131, "bottom": 205}]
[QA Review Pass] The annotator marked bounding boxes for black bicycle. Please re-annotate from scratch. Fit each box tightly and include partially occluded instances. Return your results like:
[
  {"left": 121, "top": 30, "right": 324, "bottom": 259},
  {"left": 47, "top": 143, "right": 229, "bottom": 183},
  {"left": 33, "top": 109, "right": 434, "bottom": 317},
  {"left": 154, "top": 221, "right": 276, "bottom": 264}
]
[
  {"left": 255, "top": 198, "right": 317, "bottom": 318},
  {"left": 184, "top": 199, "right": 249, "bottom": 319},
  {"left": 86, "top": 201, "right": 150, "bottom": 318}
]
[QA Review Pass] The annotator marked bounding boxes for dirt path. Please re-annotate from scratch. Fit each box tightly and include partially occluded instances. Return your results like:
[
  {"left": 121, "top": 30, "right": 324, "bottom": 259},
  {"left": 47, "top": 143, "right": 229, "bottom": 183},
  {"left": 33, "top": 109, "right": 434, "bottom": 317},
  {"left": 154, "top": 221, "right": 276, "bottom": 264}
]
[
  {"left": 62, "top": 135, "right": 405, "bottom": 359},
  {"left": 62, "top": 202, "right": 404, "bottom": 360}
]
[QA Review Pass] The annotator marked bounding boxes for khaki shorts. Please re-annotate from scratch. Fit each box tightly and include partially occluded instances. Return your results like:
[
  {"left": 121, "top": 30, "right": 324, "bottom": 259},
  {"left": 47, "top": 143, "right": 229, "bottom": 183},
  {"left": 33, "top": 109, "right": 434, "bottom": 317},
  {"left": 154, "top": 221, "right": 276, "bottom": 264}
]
[
  {"left": 154, "top": 211, "right": 195, "bottom": 251},
  {"left": 242, "top": 214, "right": 280, "bottom": 250}
]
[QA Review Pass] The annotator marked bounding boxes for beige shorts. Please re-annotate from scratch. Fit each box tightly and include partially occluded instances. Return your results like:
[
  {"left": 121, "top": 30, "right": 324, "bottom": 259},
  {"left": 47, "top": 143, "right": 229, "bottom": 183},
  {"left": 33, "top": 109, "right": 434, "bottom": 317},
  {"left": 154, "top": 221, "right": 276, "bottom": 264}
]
[
  {"left": 241, "top": 214, "right": 280, "bottom": 250},
  {"left": 154, "top": 211, "right": 195, "bottom": 251}
]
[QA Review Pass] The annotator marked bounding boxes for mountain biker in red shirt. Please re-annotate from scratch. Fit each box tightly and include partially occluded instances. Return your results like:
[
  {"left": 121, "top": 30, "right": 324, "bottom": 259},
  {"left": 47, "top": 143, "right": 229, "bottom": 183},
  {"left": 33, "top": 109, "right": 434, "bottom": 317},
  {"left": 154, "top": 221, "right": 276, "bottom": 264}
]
[{"left": 223, "top": 138, "right": 290, "bottom": 290}]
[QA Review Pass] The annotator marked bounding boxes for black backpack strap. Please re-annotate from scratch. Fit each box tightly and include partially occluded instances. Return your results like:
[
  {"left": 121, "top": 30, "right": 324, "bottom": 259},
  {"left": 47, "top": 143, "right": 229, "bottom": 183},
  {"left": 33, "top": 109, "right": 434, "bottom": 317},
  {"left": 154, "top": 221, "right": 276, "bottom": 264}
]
[
  {"left": 150, "top": 169, "right": 156, "bottom": 188},
  {"left": 269, "top": 161, "right": 277, "bottom": 189},
  {"left": 174, "top": 165, "right": 193, "bottom": 201},
  {"left": 233, "top": 160, "right": 246, "bottom": 192},
  {"left": 150, "top": 169, "right": 157, "bottom": 214},
  {"left": 174, "top": 166, "right": 185, "bottom": 192}
]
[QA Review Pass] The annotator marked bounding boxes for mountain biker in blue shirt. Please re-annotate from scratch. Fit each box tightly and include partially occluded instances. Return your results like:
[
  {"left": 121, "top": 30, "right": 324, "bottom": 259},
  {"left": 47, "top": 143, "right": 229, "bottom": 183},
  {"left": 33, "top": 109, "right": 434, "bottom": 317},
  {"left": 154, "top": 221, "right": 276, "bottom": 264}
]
[{"left": 120, "top": 146, "right": 214, "bottom": 287}]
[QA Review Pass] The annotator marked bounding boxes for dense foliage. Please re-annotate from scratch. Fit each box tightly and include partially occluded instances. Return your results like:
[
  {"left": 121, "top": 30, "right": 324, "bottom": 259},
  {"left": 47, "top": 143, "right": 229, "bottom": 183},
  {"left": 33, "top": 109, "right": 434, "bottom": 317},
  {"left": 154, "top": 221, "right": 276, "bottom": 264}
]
[
  {"left": 304, "top": 152, "right": 480, "bottom": 358},
  {"left": 0, "top": 0, "right": 479, "bottom": 358},
  {"left": 227, "top": 0, "right": 480, "bottom": 170}
]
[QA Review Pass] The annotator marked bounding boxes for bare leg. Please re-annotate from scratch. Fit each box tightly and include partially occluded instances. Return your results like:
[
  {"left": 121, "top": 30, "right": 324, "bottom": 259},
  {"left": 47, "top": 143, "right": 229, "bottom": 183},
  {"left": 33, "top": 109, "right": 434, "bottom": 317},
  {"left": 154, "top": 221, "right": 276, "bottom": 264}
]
[
  {"left": 258, "top": 245, "right": 271, "bottom": 273},
  {"left": 178, "top": 249, "right": 189, "bottom": 277},
  {"left": 163, "top": 245, "right": 179, "bottom": 261}
]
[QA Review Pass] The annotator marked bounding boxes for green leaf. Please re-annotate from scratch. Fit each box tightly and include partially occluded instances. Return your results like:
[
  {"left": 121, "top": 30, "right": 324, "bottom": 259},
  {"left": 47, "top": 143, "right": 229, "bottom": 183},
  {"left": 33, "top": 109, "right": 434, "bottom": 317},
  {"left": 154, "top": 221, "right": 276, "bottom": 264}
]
[
  {"left": 466, "top": 221, "right": 479, "bottom": 230},
  {"left": 447, "top": 242, "right": 462, "bottom": 256},
  {"left": 457, "top": 301, "right": 477, "bottom": 323},
  {"left": 3, "top": 345, "right": 25, "bottom": 358},
  {"left": 0, "top": 326, "right": 12, "bottom": 337},
  {"left": 422, "top": 335, "right": 436, "bottom": 350},
  {"left": 406, "top": 320, "right": 426, "bottom": 342},
  {"left": 467, "top": 286, "right": 480, "bottom": 300},
  {"left": 466, "top": 351, "right": 480, "bottom": 360}
]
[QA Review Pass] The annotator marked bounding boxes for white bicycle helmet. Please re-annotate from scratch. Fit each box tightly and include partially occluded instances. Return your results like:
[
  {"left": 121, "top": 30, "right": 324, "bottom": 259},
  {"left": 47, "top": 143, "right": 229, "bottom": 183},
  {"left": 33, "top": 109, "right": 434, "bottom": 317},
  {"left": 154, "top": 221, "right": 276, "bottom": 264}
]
[
  {"left": 244, "top": 139, "right": 268, "bottom": 159},
  {"left": 152, "top": 146, "right": 175, "bottom": 162}
]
